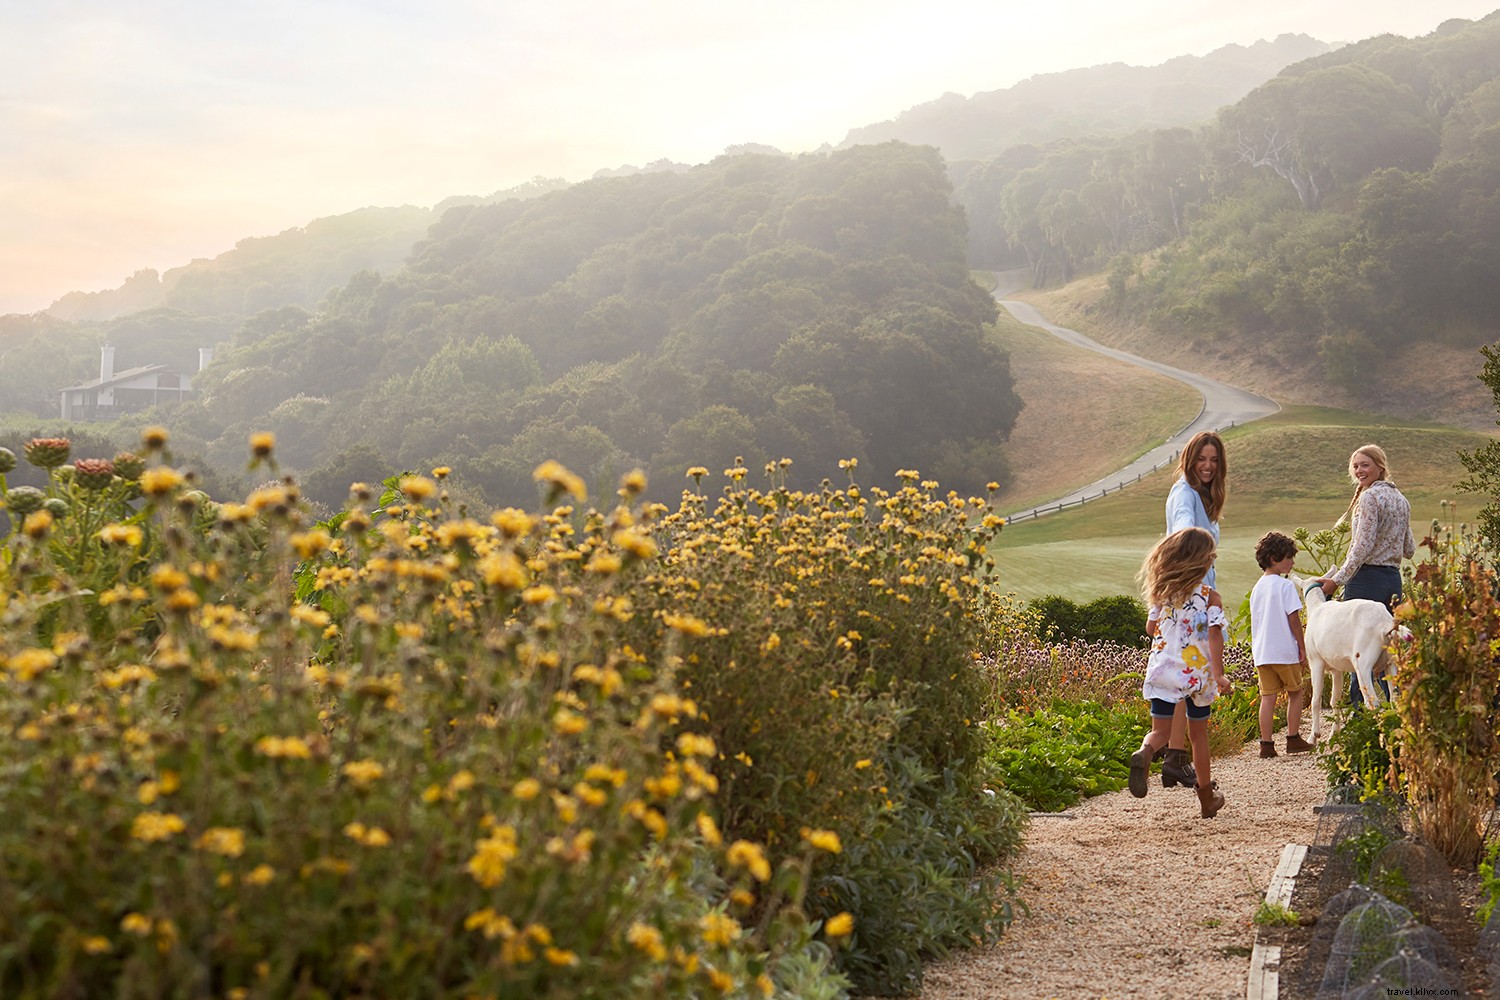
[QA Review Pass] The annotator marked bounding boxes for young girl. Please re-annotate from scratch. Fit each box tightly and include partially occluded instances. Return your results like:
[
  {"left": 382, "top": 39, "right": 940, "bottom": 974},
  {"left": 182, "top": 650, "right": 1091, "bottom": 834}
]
[{"left": 1129, "top": 527, "right": 1232, "bottom": 818}]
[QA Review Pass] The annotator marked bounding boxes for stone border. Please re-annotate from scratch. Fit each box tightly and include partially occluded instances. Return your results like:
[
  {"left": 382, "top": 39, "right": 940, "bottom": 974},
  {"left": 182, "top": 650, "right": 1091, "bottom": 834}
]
[{"left": 1246, "top": 843, "right": 1308, "bottom": 1000}]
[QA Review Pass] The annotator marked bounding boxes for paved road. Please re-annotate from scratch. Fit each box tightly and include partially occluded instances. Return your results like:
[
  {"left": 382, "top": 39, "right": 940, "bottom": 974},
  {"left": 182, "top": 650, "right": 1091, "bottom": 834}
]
[{"left": 991, "top": 271, "right": 1279, "bottom": 522}]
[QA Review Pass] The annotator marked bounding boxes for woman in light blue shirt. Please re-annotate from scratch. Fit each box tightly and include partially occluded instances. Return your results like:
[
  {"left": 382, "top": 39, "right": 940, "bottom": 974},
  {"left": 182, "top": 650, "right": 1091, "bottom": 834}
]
[{"left": 1157, "top": 431, "right": 1227, "bottom": 789}]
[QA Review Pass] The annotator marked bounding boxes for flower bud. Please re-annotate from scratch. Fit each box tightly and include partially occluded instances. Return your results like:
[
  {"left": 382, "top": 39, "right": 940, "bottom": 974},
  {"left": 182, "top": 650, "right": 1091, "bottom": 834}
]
[
  {"left": 112, "top": 452, "right": 146, "bottom": 481},
  {"left": 4, "top": 486, "right": 46, "bottom": 516},
  {"left": 74, "top": 458, "right": 116, "bottom": 491},
  {"left": 23, "top": 437, "right": 71, "bottom": 469},
  {"left": 0, "top": 447, "right": 15, "bottom": 474}
]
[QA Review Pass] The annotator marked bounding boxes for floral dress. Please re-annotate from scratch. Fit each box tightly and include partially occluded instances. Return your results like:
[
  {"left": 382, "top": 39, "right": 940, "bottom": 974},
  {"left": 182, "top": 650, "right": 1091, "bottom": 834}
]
[{"left": 1143, "top": 584, "right": 1226, "bottom": 708}]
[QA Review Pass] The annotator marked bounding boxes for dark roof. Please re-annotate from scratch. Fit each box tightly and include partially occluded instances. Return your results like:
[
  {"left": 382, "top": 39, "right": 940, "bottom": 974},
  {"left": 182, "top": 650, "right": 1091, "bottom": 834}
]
[{"left": 58, "top": 364, "right": 178, "bottom": 393}]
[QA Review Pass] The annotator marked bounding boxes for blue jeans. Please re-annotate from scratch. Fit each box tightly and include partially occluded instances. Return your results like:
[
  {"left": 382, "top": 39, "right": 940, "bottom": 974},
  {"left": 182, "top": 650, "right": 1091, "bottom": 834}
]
[{"left": 1343, "top": 565, "right": 1400, "bottom": 705}]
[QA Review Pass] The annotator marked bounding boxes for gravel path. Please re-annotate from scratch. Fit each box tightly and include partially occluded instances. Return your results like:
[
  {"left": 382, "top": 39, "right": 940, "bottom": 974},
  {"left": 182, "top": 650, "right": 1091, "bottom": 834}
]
[{"left": 915, "top": 740, "right": 1327, "bottom": 999}]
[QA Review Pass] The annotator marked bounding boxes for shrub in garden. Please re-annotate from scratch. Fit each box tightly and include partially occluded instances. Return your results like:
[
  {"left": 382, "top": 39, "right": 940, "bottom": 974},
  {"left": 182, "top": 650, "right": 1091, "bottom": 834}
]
[
  {"left": 0, "top": 436, "right": 859, "bottom": 999},
  {"left": 618, "top": 462, "right": 1028, "bottom": 996},
  {"left": 1316, "top": 702, "right": 1399, "bottom": 795},
  {"left": 1026, "top": 593, "right": 1148, "bottom": 648},
  {"left": 1391, "top": 527, "right": 1500, "bottom": 867}
]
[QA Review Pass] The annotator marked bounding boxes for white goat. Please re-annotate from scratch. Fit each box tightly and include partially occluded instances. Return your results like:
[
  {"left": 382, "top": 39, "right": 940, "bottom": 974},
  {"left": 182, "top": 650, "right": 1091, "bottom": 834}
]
[{"left": 1295, "top": 576, "right": 1405, "bottom": 745}]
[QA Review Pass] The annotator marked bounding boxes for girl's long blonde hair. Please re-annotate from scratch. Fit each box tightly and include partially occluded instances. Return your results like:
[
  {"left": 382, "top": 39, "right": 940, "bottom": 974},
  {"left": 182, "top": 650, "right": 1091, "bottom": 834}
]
[
  {"left": 1337, "top": 444, "right": 1392, "bottom": 528},
  {"left": 1177, "top": 431, "right": 1227, "bottom": 522},
  {"left": 1139, "top": 527, "right": 1217, "bottom": 608}
]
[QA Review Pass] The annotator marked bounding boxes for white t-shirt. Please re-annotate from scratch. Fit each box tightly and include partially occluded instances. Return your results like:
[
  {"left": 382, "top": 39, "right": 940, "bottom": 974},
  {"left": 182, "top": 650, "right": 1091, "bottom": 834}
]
[{"left": 1250, "top": 573, "right": 1303, "bottom": 666}]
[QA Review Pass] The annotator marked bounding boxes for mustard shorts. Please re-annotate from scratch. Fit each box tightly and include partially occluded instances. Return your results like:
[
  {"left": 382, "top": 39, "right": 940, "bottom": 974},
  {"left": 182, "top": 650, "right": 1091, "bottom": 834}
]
[{"left": 1256, "top": 663, "right": 1305, "bottom": 698}]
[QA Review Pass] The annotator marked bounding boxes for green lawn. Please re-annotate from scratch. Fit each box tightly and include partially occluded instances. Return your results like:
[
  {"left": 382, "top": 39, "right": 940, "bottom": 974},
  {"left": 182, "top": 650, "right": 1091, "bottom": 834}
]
[{"left": 992, "top": 405, "right": 1494, "bottom": 611}]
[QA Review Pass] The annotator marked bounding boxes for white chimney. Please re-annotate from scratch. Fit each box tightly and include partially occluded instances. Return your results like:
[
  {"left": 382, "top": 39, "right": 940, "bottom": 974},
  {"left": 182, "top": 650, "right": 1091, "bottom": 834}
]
[
  {"left": 198, "top": 347, "right": 214, "bottom": 371},
  {"left": 100, "top": 344, "right": 115, "bottom": 383}
]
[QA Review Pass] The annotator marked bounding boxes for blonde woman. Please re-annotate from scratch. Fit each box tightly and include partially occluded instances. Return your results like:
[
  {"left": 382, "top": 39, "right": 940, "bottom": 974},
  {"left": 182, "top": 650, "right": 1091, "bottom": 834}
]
[
  {"left": 1314, "top": 444, "right": 1415, "bottom": 705},
  {"left": 1314, "top": 444, "right": 1415, "bottom": 608}
]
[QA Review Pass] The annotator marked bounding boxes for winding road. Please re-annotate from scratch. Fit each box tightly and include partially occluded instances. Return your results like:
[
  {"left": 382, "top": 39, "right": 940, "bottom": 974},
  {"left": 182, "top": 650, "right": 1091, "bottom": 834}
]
[{"left": 991, "top": 271, "right": 1279, "bottom": 522}]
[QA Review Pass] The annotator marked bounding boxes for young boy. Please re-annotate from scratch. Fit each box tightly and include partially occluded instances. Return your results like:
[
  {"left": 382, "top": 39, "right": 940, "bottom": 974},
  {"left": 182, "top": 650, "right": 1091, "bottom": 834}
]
[{"left": 1250, "top": 531, "right": 1313, "bottom": 758}]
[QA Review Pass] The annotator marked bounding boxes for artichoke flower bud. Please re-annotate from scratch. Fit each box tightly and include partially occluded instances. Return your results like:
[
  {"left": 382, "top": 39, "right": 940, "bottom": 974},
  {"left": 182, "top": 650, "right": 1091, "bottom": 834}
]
[
  {"left": 112, "top": 451, "right": 147, "bottom": 481},
  {"left": 74, "top": 458, "right": 116, "bottom": 491},
  {"left": 4, "top": 486, "right": 46, "bottom": 516},
  {"left": 0, "top": 447, "right": 15, "bottom": 474},
  {"left": 23, "top": 437, "right": 71, "bottom": 469}
]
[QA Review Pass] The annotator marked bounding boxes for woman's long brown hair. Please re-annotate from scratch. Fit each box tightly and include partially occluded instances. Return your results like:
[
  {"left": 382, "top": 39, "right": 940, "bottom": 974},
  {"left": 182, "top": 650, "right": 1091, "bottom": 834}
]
[{"left": 1177, "top": 431, "right": 1227, "bottom": 523}]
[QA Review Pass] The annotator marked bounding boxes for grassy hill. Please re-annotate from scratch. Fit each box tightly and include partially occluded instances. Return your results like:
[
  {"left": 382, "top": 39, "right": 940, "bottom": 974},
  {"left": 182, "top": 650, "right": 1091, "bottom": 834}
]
[{"left": 991, "top": 404, "right": 1490, "bottom": 612}]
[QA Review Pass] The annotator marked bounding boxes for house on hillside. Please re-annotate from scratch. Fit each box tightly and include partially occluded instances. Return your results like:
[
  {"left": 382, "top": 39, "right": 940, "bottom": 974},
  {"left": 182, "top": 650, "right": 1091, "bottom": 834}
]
[{"left": 59, "top": 345, "right": 213, "bottom": 421}]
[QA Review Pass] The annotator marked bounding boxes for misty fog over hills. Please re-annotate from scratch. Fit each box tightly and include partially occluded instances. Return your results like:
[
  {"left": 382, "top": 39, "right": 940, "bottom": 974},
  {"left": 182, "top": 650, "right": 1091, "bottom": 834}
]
[
  {"left": 2, "top": 10, "right": 1499, "bottom": 508},
  {"left": 839, "top": 34, "right": 1332, "bottom": 161}
]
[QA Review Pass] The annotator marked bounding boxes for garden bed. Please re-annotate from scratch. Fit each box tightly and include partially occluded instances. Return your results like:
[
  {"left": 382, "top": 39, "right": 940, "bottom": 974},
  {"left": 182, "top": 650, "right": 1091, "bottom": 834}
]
[{"left": 1255, "top": 831, "right": 1492, "bottom": 998}]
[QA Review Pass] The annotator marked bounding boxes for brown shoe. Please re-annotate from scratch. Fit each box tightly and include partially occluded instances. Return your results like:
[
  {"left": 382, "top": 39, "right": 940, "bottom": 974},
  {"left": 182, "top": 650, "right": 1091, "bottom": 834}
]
[
  {"left": 1196, "top": 782, "right": 1225, "bottom": 819},
  {"left": 1161, "top": 748, "right": 1197, "bottom": 788},
  {"left": 1259, "top": 740, "right": 1277, "bottom": 759},
  {"left": 1285, "top": 734, "right": 1315, "bottom": 754},
  {"left": 1128, "top": 748, "right": 1152, "bottom": 798}
]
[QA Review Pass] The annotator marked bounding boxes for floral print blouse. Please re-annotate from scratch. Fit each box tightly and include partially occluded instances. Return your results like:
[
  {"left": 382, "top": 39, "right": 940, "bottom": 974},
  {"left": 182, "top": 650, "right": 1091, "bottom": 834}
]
[
  {"left": 1329, "top": 480, "right": 1416, "bottom": 585},
  {"left": 1144, "top": 584, "right": 1226, "bottom": 707}
]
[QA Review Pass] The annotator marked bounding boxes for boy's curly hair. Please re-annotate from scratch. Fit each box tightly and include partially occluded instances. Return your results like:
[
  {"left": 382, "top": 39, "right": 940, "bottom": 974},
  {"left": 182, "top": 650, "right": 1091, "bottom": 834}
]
[{"left": 1255, "top": 530, "right": 1297, "bottom": 570}]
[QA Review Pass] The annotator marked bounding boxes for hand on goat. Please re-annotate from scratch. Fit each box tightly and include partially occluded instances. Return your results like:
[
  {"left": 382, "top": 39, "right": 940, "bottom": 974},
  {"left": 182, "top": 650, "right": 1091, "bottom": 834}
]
[{"left": 1314, "top": 578, "right": 1337, "bottom": 598}]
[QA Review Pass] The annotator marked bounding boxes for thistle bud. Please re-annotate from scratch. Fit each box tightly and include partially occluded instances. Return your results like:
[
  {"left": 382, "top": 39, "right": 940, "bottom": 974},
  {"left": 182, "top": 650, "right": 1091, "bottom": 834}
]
[
  {"left": 42, "top": 498, "right": 70, "bottom": 519},
  {"left": 112, "top": 452, "right": 146, "bottom": 481},
  {"left": 4, "top": 486, "right": 46, "bottom": 516},
  {"left": 74, "top": 458, "right": 116, "bottom": 491},
  {"left": 0, "top": 448, "right": 15, "bottom": 474},
  {"left": 23, "top": 437, "right": 71, "bottom": 469}
]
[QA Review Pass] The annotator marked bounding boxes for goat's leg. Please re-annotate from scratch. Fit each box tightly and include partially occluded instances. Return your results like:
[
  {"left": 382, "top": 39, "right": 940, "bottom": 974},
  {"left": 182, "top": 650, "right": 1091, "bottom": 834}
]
[{"left": 1309, "top": 660, "right": 1324, "bottom": 744}]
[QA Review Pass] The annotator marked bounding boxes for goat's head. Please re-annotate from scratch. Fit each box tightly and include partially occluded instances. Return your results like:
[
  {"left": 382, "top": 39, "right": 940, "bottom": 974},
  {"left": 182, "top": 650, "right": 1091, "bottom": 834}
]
[{"left": 1292, "top": 574, "right": 1328, "bottom": 607}]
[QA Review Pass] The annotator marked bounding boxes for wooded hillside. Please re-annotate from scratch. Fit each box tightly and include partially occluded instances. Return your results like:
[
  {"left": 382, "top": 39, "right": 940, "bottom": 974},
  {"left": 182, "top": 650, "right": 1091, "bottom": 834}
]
[
  {"left": 956, "top": 11, "right": 1500, "bottom": 397},
  {"left": 164, "top": 144, "right": 1017, "bottom": 507}
]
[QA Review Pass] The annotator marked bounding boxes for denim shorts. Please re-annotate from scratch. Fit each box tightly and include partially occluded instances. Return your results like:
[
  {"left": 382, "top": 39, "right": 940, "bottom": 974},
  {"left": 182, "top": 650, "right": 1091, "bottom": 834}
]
[{"left": 1149, "top": 697, "right": 1210, "bottom": 721}]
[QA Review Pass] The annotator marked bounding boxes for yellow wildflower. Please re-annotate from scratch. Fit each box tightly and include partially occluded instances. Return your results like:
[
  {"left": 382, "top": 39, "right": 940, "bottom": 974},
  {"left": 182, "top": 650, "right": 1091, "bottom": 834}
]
[
  {"left": 254, "top": 735, "right": 313, "bottom": 760},
  {"left": 466, "top": 826, "right": 519, "bottom": 888},
  {"left": 801, "top": 827, "right": 842, "bottom": 854},
  {"left": 6, "top": 648, "right": 57, "bottom": 681},
  {"left": 196, "top": 827, "right": 246, "bottom": 857},
  {"left": 699, "top": 911, "right": 742, "bottom": 947},
  {"left": 726, "top": 840, "right": 771, "bottom": 882},
  {"left": 244, "top": 865, "right": 275, "bottom": 886},
  {"left": 399, "top": 475, "right": 437, "bottom": 500},
  {"left": 131, "top": 812, "right": 186, "bottom": 843},
  {"left": 824, "top": 912, "right": 855, "bottom": 937},
  {"left": 97, "top": 522, "right": 143, "bottom": 547},
  {"left": 139, "top": 467, "right": 184, "bottom": 497},
  {"left": 121, "top": 913, "right": 153, "bottom": 936},
  {"left": 340, "top": 759, "right": 386, "bottom": 788},
  {"left": 626, "top": 922, "right": 667, "bottom": 961},
  {"left": 532, "top": 460, "right": 587, "bottom": 502}
]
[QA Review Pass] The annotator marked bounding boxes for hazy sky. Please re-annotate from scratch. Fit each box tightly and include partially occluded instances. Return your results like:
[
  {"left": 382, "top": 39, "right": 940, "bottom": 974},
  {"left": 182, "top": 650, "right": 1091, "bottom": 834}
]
[{"left": 2, "top": 1, "right": 1495, "bottom": 316}]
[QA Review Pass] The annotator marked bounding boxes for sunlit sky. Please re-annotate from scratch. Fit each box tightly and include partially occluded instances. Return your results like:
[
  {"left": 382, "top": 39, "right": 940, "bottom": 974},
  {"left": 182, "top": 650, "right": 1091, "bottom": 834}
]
[{"left": 2, "top": 1, "right": 1495, "bottom": 316}]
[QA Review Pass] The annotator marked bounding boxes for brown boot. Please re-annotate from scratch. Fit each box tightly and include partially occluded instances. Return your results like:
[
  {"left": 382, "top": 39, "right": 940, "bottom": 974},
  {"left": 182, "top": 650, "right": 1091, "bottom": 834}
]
[
  {"left": 1259, "top": 740, "right": 1277, "bottom": 759},
  {"left": 1128, "top": 747, "right": 1152, "bottom": 799},
  {"left": 1196, "top": 782, "right": 1225, "bottom": 819},
  {"left": 1161, "top": 748, "right": 1197, "bottom": 788},
  {"left": 1285, "top": 734, "right": 1315, "bottom": 754}
]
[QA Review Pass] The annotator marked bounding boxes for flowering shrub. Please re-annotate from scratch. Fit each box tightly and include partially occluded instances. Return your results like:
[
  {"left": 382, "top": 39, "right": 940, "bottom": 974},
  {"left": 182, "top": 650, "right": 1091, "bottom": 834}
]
[
  {"left": 616, "top": 462, "right": 1028, "bottom": 995},
  {"left": 0, "top": 436, "right": 859, "bottom": 999},
  {"left": 1391, "top": 526, "right": 1500, "bottom": 867},
  {"left": 0, "top": 439, "right": 1032, "bottom": 998}
]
